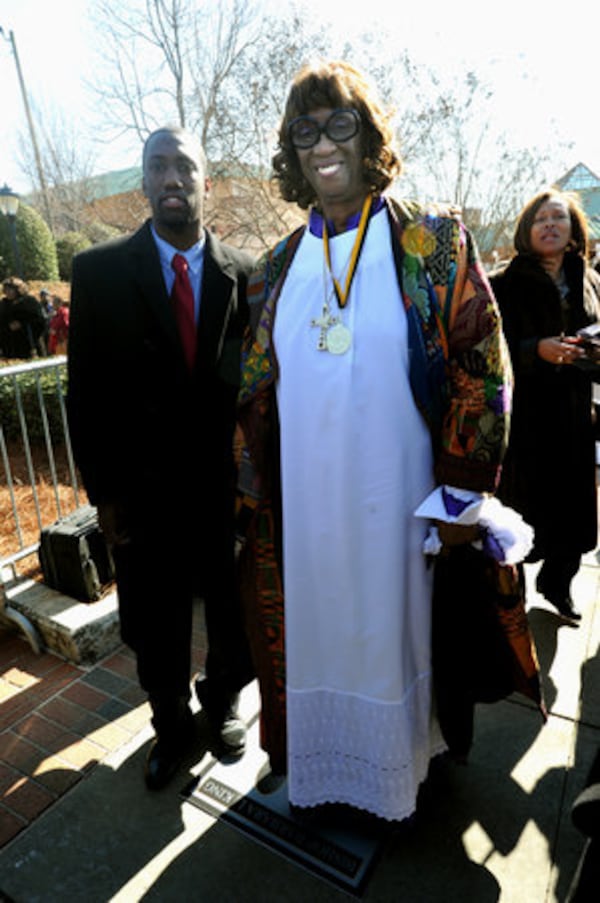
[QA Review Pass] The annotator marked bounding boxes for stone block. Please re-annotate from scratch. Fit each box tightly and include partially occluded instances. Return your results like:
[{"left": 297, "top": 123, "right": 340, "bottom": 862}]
[{"left": 1, "top": 578, "right": 120, "bottom": 665}]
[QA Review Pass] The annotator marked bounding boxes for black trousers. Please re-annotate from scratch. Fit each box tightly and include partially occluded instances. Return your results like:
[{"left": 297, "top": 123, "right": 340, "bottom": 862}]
[{"left": 112, "top": 527, "right": 253, "bottom": 708}]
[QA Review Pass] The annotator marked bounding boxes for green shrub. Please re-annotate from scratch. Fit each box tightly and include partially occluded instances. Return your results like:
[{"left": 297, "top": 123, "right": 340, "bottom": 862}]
[
  {"left": 0, "top": 204, "right": 59, "bottom": 281},
  {"left": 0, "top": 362, "right": 68, "bottom": 443},
  {"left": 83, "top": 222, "right": 122, "bottom": 244},
  {"left": 56, "top": 232, "right": 92, "bottom": 281}
]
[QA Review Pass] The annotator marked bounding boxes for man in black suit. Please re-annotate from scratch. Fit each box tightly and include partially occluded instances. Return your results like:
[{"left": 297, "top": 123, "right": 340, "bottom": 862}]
[{"left": 67, "top": 127, "right": 255, "bottom": 790}]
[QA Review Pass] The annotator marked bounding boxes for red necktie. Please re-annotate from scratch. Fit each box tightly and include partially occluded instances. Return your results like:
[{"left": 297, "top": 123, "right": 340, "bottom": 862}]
[{"left": 171, "top": 253, "right": 196, "bottom": 371}]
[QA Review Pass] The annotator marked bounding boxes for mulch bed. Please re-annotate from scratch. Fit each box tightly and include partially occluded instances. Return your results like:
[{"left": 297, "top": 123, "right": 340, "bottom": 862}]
[{"left": 1, "top": 442, "right": 82, "bottom": 579}]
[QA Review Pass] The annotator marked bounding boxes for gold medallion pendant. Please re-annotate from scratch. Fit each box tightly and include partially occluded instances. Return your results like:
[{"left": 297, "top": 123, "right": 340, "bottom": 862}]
[{"left": 326, "top": 322, "right": 352, "bottom": 355}]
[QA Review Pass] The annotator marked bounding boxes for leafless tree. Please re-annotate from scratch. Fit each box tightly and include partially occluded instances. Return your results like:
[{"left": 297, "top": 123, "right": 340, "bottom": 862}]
[
  {"left": 88, "top": 1, "right": 335, "bottom": 250},
  {"left": 206, "top": 12, "right": 334, "bottom": 250},
  {"left": 90, "top": 0, "right": 259, "bottom": 151},
  {"left": 17, "top": 106, "right": 99, "bottom": 235},
  {"left": 85, "top": 1, "right": 571, "bottom": 256},
  {"left": 395, "top": 69, "right": 572, "bottom": 259}
]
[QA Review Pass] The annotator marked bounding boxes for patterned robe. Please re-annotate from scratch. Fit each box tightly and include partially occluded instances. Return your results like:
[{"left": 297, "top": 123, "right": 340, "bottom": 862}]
[{"left": 237, "top": 196, "right": 514, "bottom": 778}]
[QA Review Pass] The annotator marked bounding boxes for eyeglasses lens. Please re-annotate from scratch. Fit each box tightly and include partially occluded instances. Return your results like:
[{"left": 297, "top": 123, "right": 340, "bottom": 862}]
[{"left": 289, "top": 111, "right": 359, "bottom": 149}]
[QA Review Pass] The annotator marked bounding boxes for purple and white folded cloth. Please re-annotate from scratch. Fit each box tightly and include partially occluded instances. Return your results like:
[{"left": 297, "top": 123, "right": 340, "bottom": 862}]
[{"left": 414, "top": 485, "right": 534, "bottom": 565}]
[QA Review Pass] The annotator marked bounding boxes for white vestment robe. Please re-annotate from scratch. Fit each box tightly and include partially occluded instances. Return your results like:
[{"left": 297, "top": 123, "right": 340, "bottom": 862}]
[{"left": 273, "top": 208, "right": 445, "bottom": 821}]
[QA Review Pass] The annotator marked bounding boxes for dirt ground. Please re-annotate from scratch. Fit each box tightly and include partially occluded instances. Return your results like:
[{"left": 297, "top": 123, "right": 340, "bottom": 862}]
[{"left": 27, "top": 280, "right": 71, "bottom": 303}]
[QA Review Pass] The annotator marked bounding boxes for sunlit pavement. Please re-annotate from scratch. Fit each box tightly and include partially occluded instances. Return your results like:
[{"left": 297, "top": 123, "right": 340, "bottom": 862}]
[{"left": 0, "top": 556, "right": 598, "bottom": 903}]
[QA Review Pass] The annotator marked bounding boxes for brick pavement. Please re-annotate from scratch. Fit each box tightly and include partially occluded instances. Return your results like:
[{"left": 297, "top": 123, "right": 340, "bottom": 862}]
[{"left": 0, "top": 600, "right": 208, "bottom": 849}]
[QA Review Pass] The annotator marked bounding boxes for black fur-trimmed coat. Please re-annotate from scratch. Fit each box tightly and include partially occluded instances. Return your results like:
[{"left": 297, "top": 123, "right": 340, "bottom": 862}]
[{"left": 491, "top": 252, "right": 600, "bottom": 557}]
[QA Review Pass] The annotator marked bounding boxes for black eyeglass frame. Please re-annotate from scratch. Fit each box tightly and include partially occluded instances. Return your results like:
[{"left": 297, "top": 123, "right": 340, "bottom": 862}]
[{"left": 287, "top": 108, "right": 361, "bottom": 150}]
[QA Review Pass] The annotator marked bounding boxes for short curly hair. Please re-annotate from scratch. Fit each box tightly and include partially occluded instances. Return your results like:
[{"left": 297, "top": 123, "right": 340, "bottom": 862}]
[
  {"left": 272, "top": 60, "right": 402, "bottom": 210},
  {"left": 514, "top": 188, "right": 589, "bottom": 258}
]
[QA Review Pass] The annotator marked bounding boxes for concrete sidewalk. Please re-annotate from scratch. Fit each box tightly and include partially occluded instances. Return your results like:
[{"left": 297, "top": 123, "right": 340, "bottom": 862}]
[{"left": 1, "top": 554, "right": 599, "bottom": 903}]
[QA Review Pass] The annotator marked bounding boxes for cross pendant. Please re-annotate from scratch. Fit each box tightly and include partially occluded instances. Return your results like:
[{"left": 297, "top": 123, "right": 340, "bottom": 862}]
[{"left": 310, "top": 307, "right": 337, "bottom": 351}]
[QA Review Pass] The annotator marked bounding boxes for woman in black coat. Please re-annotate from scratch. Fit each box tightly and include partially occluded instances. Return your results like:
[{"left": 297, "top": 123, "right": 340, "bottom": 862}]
[
  {"left": 0, "top": 277, "right": 47, "bottom": 359},
  {"left": 491, "top": 189, "right": 600, "bottom": 622}
]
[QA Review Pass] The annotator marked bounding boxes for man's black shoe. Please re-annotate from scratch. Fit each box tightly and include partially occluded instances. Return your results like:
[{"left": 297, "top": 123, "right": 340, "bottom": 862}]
[
  {"left": 195, "top": 678, "right": 247, "bottom": 758},
  {"left": 145, "top": 738, "right": 187, "bottom": 790},
  {"left": 144, "top": 712, "right": 196, "bottom": 790}
]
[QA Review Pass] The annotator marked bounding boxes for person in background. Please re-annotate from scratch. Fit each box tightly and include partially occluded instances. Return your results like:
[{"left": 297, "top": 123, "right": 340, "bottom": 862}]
[
  {"left": 47, "top": 295, "right": 70, "bottom": 355},
  {"left": 237, "top": 60, "right": 513, "bottom": 821},
  {"left": 39, "top": 287, "right": 53, "bottom": 352},
  {"left": 67, "top": 126, "right": 255, "bottom": 790},
  {"left": 39, "top": 287, "right": 53, "bottom": 315},
  {"left": 0, "top": 277, "right": 47, "bottom": 359},
  {"left": 491, "top": 189, "right": 600, "bottom": 622}
]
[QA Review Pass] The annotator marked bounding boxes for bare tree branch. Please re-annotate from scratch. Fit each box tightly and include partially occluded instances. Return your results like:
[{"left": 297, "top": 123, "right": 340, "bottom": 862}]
[{"left": 84, "top": 1, "right": 572, "bottom": 258}]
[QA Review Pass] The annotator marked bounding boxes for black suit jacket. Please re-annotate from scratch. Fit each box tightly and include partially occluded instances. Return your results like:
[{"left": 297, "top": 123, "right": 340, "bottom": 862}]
[{"left": 67, "top": 220, "right": 254, "bottom": 548}]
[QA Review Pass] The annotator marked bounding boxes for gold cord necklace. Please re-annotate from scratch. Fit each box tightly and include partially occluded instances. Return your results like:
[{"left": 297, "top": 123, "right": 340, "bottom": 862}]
[{"left": 310, "top": 194, "right": 373, "bottom": 355}]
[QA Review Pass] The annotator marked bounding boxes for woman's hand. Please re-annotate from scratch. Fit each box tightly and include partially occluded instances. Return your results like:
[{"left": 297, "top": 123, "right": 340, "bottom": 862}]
[{"left": 537, "top": 335, "right": 585, "bottom": 366}]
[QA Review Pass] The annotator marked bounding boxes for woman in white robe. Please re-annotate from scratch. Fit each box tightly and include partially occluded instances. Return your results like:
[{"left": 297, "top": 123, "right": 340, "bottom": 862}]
[{"left": 238, "top": 60, "right": 512, "bottom": 822}]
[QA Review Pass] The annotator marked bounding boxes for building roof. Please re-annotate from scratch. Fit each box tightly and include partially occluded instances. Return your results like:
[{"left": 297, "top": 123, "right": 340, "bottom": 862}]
[
  {"left": 576, "top": 188, "right": 600, "bottom": 218},
  {"left": 84, "top": 166, "right": 142, "bottom": 201},
  {"left": 553, "top": 163, "right": 600, "bottom": 242},
  {"left": 554, "top": 162, "right": 600, "bottom": 191},
  {"left": 80, "top": 159, "right": 267, "bottom": 202}
]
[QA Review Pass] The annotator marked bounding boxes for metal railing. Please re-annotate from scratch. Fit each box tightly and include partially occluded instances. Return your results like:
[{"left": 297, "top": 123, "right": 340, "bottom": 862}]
[{"left": 0, "top": 356, "right": 80, "bottom": 651}]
